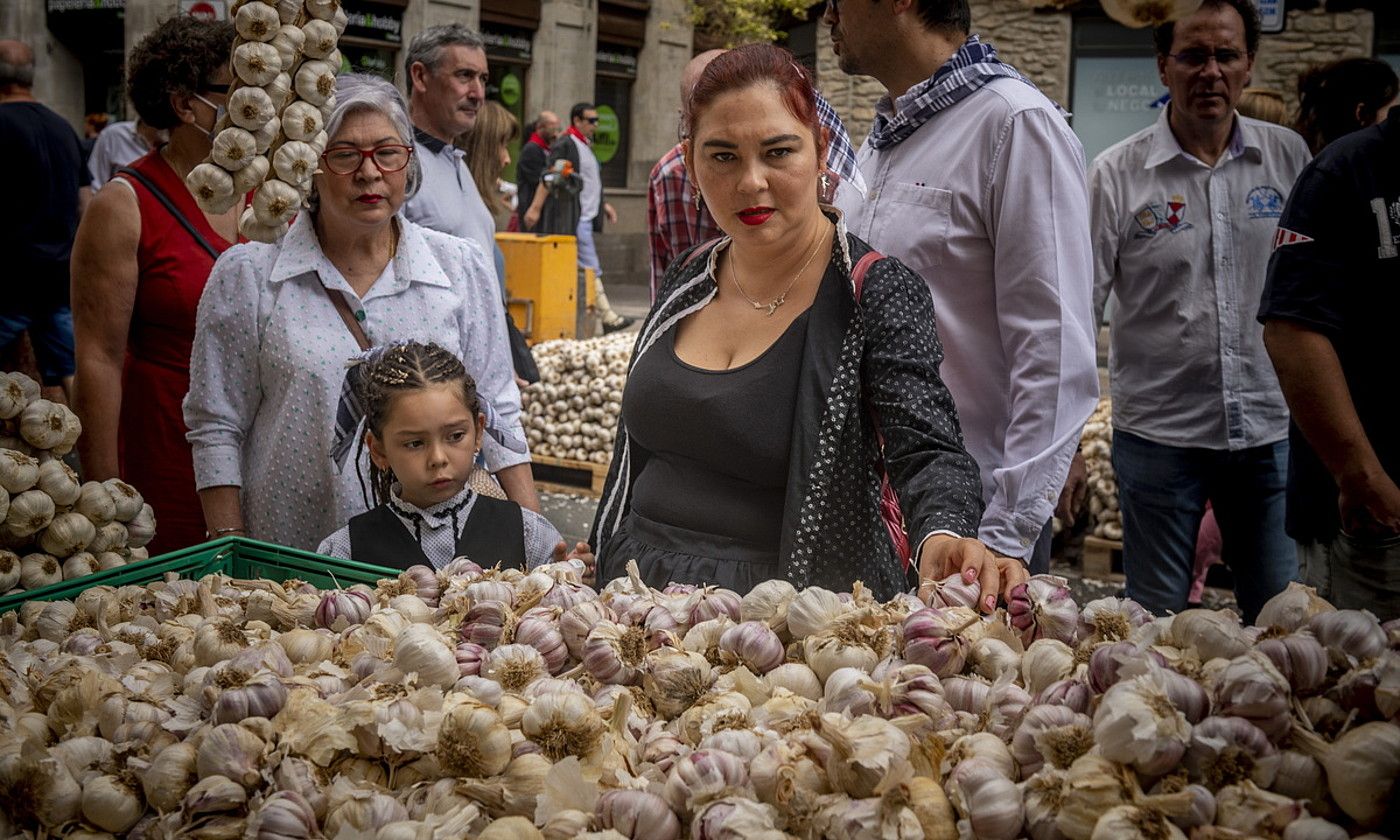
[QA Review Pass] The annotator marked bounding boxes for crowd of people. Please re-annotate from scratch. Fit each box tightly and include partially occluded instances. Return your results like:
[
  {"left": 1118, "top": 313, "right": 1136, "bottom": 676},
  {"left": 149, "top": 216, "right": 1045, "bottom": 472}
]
[{"left": 0, "top": 0, "right": 1394, "bottom": 619}]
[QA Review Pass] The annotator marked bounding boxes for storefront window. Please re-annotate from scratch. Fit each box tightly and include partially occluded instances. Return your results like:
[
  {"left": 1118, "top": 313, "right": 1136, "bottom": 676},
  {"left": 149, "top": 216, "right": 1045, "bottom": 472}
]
[
  {"left": 595, "top": 47, "right": 637, "bottom": 189},
  {"left": 1069, "top": 16, "right": 1163, "bottom": 165}
]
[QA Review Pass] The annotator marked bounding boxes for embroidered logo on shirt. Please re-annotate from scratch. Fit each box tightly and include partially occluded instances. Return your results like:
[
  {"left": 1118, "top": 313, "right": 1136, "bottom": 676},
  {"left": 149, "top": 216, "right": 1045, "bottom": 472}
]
[
  {"left": 1133, "top": 195, "right": 1193, "bottom": 238},
  {"left": 1273, "top": 228, "right": 1314, "bottom": 249},
  {"left": 1246, "top": 186, "right": 1285, "bottom": 220}
]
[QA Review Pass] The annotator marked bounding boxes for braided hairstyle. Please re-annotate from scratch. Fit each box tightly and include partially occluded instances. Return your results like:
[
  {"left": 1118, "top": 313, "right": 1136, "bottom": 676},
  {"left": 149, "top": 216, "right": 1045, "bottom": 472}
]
[{"left": 356, "top": 342, "right": 482, "bottom": 507}]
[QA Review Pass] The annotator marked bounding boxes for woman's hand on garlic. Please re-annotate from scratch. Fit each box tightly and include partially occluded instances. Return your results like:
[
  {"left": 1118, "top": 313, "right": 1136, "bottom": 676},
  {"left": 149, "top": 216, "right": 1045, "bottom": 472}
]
[
  {"left": 552, "top": 540, "right": 597, "bottom": 586},
  {"left": 919, "top": 534, "right": 1029, "bottom": 613}
]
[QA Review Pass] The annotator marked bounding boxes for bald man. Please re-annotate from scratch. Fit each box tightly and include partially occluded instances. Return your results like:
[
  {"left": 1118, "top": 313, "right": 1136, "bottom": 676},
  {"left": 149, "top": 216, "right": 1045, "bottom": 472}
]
[
  {"left": 0, "top": 40, "right": 86, "bottom": 399},
  {"left": 645, "top": 50, "right": 865, "bottom": 299},
  {"left": 515, "top": 110, "right": 560, "bottom": 232}
]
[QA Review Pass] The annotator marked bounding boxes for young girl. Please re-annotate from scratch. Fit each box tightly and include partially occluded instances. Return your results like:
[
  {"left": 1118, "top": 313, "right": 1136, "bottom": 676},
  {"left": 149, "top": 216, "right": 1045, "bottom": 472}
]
[{"left": 318, "top": 341, "right": 592, "bottom": 575}]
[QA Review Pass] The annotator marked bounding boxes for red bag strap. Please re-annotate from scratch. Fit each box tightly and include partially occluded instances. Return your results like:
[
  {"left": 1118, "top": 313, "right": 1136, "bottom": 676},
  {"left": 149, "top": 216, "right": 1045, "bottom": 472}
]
[{"left": 852, "top": 250, "right": 883, "bottom": 301}]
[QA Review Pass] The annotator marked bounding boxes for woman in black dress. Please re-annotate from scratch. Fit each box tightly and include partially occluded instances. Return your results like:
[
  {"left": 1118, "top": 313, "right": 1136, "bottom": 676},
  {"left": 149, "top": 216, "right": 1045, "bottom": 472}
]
[{"left": 591, "top": 45, "right": 1028, "bottom": 607}]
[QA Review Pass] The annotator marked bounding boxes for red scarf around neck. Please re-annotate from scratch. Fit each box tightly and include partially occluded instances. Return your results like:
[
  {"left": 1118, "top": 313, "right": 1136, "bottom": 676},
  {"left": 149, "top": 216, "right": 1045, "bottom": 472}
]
[
  {"left": 567, "top": 125, "right": 590, "bottom": 145},
  {"left": 527, "top": 131, "right": 550, "bottom": 150}
]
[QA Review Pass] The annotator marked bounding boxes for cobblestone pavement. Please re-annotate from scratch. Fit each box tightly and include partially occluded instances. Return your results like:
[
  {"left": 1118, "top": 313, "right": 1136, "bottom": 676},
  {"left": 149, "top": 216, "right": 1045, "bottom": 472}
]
[{"left": 538, "top": 491, "right": 1238, "bottom": 613}]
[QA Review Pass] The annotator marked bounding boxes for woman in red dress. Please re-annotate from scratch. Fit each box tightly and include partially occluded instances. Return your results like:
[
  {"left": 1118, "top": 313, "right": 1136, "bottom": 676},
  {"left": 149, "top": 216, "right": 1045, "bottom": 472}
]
[{"left": 70, "top": 17, "right": 240, "bottom": 556}]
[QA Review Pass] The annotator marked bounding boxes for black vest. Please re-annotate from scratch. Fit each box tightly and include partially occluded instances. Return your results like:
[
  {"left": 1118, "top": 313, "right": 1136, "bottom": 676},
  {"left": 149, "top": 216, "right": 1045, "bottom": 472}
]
[{"left": 347, "top": 496, "right": 527, "bottom": 572}]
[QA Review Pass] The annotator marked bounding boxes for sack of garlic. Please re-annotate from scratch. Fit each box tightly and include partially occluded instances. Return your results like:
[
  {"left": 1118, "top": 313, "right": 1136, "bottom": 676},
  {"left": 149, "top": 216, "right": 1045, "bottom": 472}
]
[
  {"left": 1, "top": 555, "right": 1397, "bottom": 839},
  {"left": 0, "top": 371, "right": 157, "bottom": 598},
  {"left": 521, "top": 333, "right": 633, "bottom": 465}
]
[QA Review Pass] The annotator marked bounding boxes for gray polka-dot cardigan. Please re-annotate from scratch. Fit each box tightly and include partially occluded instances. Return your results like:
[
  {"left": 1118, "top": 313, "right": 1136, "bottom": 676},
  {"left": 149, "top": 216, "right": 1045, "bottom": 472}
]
[{"left": 591, "top": 212, "right": 985, "bottom": 600}]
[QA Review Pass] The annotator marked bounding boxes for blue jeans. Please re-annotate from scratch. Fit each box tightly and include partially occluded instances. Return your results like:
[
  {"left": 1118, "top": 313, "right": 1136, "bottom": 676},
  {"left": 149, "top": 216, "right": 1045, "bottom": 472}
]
[
  {"left": 575, "top": 217, "right": 601, "bottom": 274},
  {"left": 1112, "top": 430, "right": 1295, "bottom": 623}
]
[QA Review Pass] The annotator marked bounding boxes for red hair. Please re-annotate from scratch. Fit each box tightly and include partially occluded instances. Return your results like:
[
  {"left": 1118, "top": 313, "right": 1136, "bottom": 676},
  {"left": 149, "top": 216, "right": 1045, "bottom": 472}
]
[{"left": 683, "top": 44, "right": 824, "bottom": 158}]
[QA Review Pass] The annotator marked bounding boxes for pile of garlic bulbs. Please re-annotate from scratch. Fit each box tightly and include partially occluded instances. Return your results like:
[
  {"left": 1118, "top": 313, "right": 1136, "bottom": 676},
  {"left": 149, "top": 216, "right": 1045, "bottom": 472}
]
[
  {"left": 1080, "top": 398, "right": 1122, "bottom": 542},
  {"left": 2, "top": 555, "right": 1397, "bottom": 840},
  {"left": 0, "top": 371, "right": 156, "bottom": 595},
  {"left": 521, "top": 333, "right": 631, "bottom": 464},
  {"left": 186, "top": 0, "right": 347, "bottom": 242}
]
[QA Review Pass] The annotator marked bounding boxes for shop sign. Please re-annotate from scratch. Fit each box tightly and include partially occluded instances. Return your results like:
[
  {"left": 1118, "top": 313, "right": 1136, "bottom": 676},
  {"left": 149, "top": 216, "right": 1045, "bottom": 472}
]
[
  {"left": 593, "top": 105, "right": 621, "bottom": 164},
  {"left": 1254, "top": 0, "right": 1285, "bottom": 34},
  {"left": 342, "top": 1, "right": 403, "bottom": 43},
  {"left": 483, "top": 29, "right": 532, "bottom": 62},
  {"left": 182, "top": 0, "right": 227, "bottom": 20},
  {"left": 596, "top": 49, "right": 638, "bottom": 78},
  {"left": 47, "top": 0, "right": 124, "bottom": 11}
]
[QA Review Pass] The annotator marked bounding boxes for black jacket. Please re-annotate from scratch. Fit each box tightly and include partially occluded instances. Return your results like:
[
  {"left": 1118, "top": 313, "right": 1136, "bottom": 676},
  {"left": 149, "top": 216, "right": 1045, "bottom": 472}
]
[
  {"left": 547, "top": 134, "right": 605, "bottom": 234},
  {"left": 516, "top": 140, "right": 548, "bottom": 232},
  {"left": 590, "top": 213, "right": 985, "bottom": 599}
]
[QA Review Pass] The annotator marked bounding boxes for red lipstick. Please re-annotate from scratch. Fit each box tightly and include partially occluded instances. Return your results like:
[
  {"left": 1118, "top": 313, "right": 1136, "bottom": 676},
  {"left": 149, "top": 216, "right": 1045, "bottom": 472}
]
[{"left": 737, "top": 206, "right": 775, "bottom": 226}]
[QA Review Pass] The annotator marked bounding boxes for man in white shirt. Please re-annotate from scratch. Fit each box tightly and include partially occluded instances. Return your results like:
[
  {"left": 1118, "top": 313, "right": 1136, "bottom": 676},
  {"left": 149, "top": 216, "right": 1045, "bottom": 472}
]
[
  {"left": 1089, "top": 0, "right": 1311, "bottom": 622},
  {"left": 829, "top": 0, "right": 1099, "bottom": 576},
  {"left": 399, "top": 23, "right": 540, "bottom": 512},
  {"left": 87, "top": 119, "right": 163, "bottom": 190},
  {"left": 401, "top": 24, "right": 497, "bottom": 253}
]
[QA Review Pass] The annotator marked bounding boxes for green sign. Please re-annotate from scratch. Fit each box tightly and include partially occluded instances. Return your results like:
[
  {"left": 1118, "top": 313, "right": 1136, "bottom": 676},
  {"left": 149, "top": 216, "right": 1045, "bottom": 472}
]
[
  {"left": 593, "top": 105, "right": 620, "bottom": 164},
  {"left": 499, "top": 73, "right": 521, "bottom": 107}
]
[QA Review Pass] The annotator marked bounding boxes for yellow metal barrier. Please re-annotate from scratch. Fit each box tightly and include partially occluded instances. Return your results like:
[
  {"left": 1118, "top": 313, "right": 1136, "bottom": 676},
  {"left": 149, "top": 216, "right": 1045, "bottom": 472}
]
[{"left": 497, "top": 233, "right": 596, "bottom": 343}]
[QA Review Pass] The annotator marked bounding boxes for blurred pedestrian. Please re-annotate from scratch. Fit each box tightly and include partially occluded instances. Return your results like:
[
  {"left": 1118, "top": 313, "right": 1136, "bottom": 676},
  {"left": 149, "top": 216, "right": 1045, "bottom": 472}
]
[
  {"left": 87, "top": 119, "right": 165, "bottom": 190},
  {"left": 514, "top": 110, "right": 559, "bottom": 232},
  {"left": 1089, "top": 0, "right": 1310, "bottom": 622},
  {"left": 1237, "top": 87, "right": 1286, "bottom": 125},
  {"left": 1295, "top": 57, "right": 1398, "bottom": 154},
  {"left": 523, "top": 103, "right": 632, "bottom": 334},
  {"left": 0, "top": 39, "right": 86, "bottom": 402},
  {"left": 70, "top": 17, "right": 239, "bottom": 555}
]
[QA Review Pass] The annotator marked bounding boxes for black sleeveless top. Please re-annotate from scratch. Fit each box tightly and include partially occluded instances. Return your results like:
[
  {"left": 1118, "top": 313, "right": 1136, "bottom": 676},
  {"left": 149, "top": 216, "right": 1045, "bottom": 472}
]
[
  {"left": 347, "top": 495, "right": 527, "bottom": 571},
  {"left": 623, "top": 309, "right": 810, "bottom": 551}
]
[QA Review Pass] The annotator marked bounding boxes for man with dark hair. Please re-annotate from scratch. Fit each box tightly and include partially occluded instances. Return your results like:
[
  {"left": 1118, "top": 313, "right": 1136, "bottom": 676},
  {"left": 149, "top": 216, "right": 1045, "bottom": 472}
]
[
  {"left": 1259, "top": 114, "right": 1400, "bottom": 620},
  {"left": 827, "top": 0, "right": 1099, "bottom": 577},
  {"left": 524, "top": 102, "right": 631, "bottom": 333},
  {"left": 514, "top": 110, "right": 559, "bottom": 232},
  {"left": 0, "top": 39, "right": 86, "bottom": 400},
  {"left": 1089, "top": 0, "right": 1311, "bottom": 621}
]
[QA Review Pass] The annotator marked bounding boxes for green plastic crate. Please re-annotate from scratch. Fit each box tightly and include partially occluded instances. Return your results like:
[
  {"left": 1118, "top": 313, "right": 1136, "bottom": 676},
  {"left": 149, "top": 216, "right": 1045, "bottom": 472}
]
[{"left": 0, "top": 536, "right": 397, "bottom": 613}]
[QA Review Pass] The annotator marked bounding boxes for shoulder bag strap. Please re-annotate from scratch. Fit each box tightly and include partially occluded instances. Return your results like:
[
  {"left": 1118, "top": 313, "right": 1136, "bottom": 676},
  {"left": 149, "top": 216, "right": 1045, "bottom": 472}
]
[
  {"left": 851, "top": 249, "right": 914, "bottom": 568},
  {"left": 323, "top": 285, "right": 372, "bottom": 351},
  {"left": 116, "top": 165, "right": 221, "bottom": 261}
]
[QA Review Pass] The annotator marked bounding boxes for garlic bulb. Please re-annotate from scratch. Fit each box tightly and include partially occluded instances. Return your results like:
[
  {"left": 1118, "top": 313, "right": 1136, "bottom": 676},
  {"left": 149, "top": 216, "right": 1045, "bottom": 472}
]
[
  {"left": 305, "top": 0, "right": 338, "bottom": 20},
  {"left": 264, "top": 72, "right": 294, "bottom": 112},
  {"left": 212, "top": 127, "right": 259, "bottom": 171},
  {"left": 740, "top": 578, "right": 795, "bottom": 635},
  {"left": 234, "top": 41, "right": 283, "bottom": 87},
  {"left": 0, "top": 448, "right": 38, "bottom": 493},
  {"left": 19, "top": 399, "right": 67, "bottom": 449},
  {"left": 803, "top": 629, "right": 879, "bottom": 683},
  {"left": 642, "top": 647, "right": 713, "bottom": 718},
  {"left": 142, "top": 742, "right": 198, "bottom": 813},
  {"left": 275, "top": 0, "right": 302, "bottom": 25},
  {"left": 924, "top": 570, "right": 982, "bottom": 610},
  {"left": 235, "top": 0, "right": 280, "bottom": 41},
  {"left": 36, "top": 459, "right": 81, "bottom": 506},
  {"left": 1282, "top": 817, "right": 1349, "bottom": 840},
  {"left": 1213, "top": 652, "right": 1291, "bottom": 741},
  {"left": 1255, "top": 631, "right": 1328, "bottom": 693},
  {"left": 436, "top": 701, "right": 511, "bottom": 777},
  {"left": 0, "top": 373, "right": 28, "bottom": 419},
  {"left": 520, "top": 688, "right": 605, "bottom": 761},
  {"left": 272, "top": 142, "right": 319, "bottom": 186},
  {"left": 1012, "top": 703, "right": 1091, "bottom": 775},
  {"left": 1184, "top": 715, "right": 1278, "bottom": 788},
  {"left": 1091, "top": 804, "right": 1185, "bottom": 840},
  {"left": 239, "top": 205, "right": 290, "bottom": 243},
  {"left": 817, "top": 712, "right": 912, "bottom": 798},
  {"left": 719, "top": 620, "right": 784, "bottom": 673},
  {"left": 295, "top": 60, "right": 337, "bottom": 106},
  {"left": 60, "top": 552, "right": 97, "bottom": 579},
  {"left": 301, "top": 19, "right": 338, "bottom": 59},
  {"left": 393, "top": 623, "right": 458, "bottom": 688},
  {"left": 583, "top": 620, "right": 649, "bottom": 685},
  {"left": 1256, "top": 582, "right": 1333, "bottom": 632},
  {"left": 1078, "top": 596, "right": 1151, "bottom": 644},
  {"left": 38, "top": 512, "right": 96, "bottom": 557},
  {"left": 281, "top": 100, "right": 325, "bottom": 142},
  {"left": 1292, "top": 721, "right": 1400, "bottom": 829},
  {"left": 786, "top": 587, "right": 847, "bottom": 639},
  {"left": 126, "top": 502, "right": 156, "bottom": 547},
  {"left": 1172, "top": 609, "right": 1252, "bottom": 661},
  {"left": 765, "top": 662, "right": 822, "bottom": 700},
  {"left": 1008, "top": 575, "right": 1080, "bottom": 644},
  {"left": 1308, "top": 609, "right": 1387, "bottom": 667},
  {"left": 251, "top": 114, "right": 281, "bottom": 155},
  {"left": 482, "top": 643, "right": 547, "bottom": 693},
  {"left": 595, "top": 790, "right": 681, "bottom": 840},
  {"left": 0, "top": 549, "right": 20, "bottom": 590},
  {"left": 252, "top": 178, "right": 302, "bottom": 227},
  {"left": 1021, "top": 638, "right": 1077, "bottom": 695},
  {"left": 1214, "top": 780, "right": 1305, "bottom": 835},
  {"left": 196, "top": 723, "right": 266, "bottom": 788},
  {"left": 271, "top": 24, "right": 305, "bottom": 69},
  {"left": 232, "top": 154, "right": 271, "bottom": 196},
  {"left": 7, "top": 489, "right": 55, "bottom": 537},
  {"left": 1093, "top": 671, "right": 1192, "bottom": 776},
  {"left": 228, "top": 86, "right": 277, "bottom": 131},
  {"left": 81, "top": 773, "right": 145, "bottom": 832}
]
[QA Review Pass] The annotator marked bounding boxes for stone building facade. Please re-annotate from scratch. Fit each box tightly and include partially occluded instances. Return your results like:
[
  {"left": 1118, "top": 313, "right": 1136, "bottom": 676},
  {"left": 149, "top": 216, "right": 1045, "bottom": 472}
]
[{"left": 4, "top": 0, "right": 1394, "bottom": 289}]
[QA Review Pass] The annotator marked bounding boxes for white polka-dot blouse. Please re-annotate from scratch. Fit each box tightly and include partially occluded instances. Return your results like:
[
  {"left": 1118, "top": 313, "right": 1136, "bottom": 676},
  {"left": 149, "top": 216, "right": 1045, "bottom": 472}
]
[{"left": 184, "top": 212, "right": 528, "bottom": 552}]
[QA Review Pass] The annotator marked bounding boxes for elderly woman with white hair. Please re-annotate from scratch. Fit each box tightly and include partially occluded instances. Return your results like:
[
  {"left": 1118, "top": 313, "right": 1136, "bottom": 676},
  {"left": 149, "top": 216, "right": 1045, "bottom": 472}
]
[{"left": 184, "top": 73, "right": 532, "bottom": 551}]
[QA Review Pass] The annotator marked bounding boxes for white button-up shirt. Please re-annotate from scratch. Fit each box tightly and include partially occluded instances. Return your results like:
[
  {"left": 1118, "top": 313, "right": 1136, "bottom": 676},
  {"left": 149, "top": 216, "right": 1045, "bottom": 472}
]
[
  {"left": 403, "top": 128, "right": 497, "bottom": 252},
  {"left": 184, "top": 212, "right": 527, "bottom": 551},
  {"left": 1090, "top": 108, "right": 1311, "bottom": 450},
  {"left": 837, "top": 78, "right": 1100, "bottom": 559},
  {"left": 572, "top": 134, "right": 602, "bottom": 222}
]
